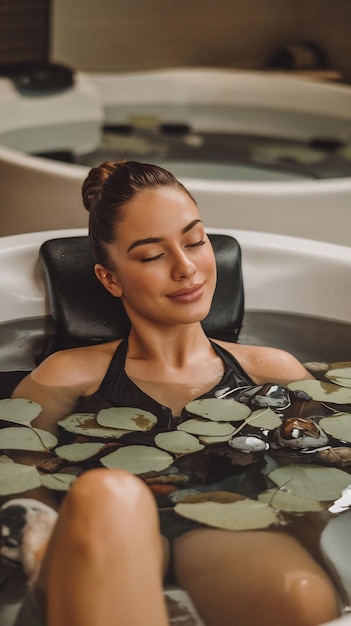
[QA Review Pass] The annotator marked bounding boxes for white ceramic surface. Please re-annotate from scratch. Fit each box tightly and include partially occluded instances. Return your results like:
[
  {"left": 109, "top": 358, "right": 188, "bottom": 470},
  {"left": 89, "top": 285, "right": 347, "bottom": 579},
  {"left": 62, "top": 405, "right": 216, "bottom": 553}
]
[
  {"left": 0, "top": 69, "right": 351, "bottom": 245},
  {"left": 0, "top": 227, "right": 350, "bottom": 324}
]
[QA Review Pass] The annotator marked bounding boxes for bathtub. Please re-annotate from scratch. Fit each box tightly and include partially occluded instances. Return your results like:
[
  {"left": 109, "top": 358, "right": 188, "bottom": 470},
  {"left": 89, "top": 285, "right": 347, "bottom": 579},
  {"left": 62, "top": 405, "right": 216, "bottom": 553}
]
[
  {"left": 0, "top": 69, "right": 351, "bottom": 245},
  {"left": 0, "top": 226, "right": 350, "bottom": 326},
  {"left": 0, "top": 226, "right": 350, "bottom": 625}
]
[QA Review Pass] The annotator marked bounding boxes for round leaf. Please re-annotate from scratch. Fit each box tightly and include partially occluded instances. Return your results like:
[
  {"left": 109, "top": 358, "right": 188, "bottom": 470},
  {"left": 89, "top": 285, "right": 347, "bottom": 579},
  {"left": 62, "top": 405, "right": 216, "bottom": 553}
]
[
  {"left": 325, "top": 365, "right": 351, "bottom": 388},
  {"left": 55, "top": 442, "right": 106, "bottom": 461},
  {"left": 199, "top": 434, "right": 232, "bottom": 445},
  {"left": 155, "top": 431, "right": 204, "bottom": 455},
  {"left": 268, "top": 464, "right": 351, "bottom": 501},
  {"left": 288, "top": 380, "right": 351, "bottom": 404},
  {"left": 0, "top": 462, "right": 41, "bottom": 495},
  {"left": 326, "top": 367, "right": 351, "bottom": 379},
  {"left": 177, "top": 419, "right": 235, "bottom": 437},
  {"left": 101, "top": 445, "right": 173, "bottom": 474},
  {"left": 0, "top": 427, "right": 57, "bottom": 451},
  {"left": 325, "top": 366, "right": 351, "bottom": 387},
  {"left": 319, "top": 413, "right": 351, "bottom": 443},
  {"left": 325, "top": 376, "right": 351, "bottom": 389},
  {"left": 247, "top": 408, "right": 282, "bottom": 430},
  {"left": 58, "top": 413, "right": 128, "bottom": 439},
  {"left": 175, "top": 498, "right": 278, "bottom": 530},
  {"left": 0, "top": 454, "right": 14, "bottom": 463},
  {"left": 97, "top": 407, "right": 158, "bottom": 431},
  {"left": 258, "top": 488, "right": 323, "bottom": 512},
  {"left": 185, "top": 398, "right": 251, "bottom": 422},
  {"left": 0, "top": 398, "right": 42, "bottom": 424},
  {"left": 40, "top": 473, "right": 76, "bottom": 491}
]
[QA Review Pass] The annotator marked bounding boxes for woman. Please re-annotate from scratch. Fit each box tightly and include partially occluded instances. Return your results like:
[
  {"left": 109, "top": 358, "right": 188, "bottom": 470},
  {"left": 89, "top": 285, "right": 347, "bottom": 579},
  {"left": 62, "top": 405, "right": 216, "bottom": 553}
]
[{"left": 11, "top": 161, "right": 339, "bottom": 626}]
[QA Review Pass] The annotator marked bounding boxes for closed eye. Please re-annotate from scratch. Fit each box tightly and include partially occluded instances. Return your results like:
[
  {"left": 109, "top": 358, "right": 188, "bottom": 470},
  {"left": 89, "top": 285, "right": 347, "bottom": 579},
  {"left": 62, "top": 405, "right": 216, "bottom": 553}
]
[
  {"left": 140, "top": 253, "right": 164, "bottom": 263},
  {"left": 186, "top": 239, "right": 206, "bottom": 248},
  {"left": 141, "top": 239, "right": 205, "bottom": 262}
]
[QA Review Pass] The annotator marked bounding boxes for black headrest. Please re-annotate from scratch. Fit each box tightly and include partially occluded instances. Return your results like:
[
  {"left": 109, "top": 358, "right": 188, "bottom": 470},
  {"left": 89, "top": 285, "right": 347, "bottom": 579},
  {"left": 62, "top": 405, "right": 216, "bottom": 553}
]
[{"left": 39, "top": 234, "right": 244, "bottom": 352}]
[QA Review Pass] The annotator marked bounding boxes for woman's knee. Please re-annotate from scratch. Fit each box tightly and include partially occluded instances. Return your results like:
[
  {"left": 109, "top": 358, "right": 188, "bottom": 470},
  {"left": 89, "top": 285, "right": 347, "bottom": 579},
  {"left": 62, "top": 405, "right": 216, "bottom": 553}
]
[
  {"left": 61, "top": 468, "right": 158, "bottom": 537},
  {"left": 69, "top": 468, "right": 151, "bottom": 510},
  {"left": 284, "top": 569, "right": 339, "bottom": 626}
]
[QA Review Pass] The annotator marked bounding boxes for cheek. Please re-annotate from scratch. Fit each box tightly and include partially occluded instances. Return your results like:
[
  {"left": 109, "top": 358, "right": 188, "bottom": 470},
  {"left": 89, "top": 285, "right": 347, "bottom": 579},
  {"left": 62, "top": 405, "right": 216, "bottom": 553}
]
[{"left": 121, "top": 268, "right": 161, "bottom": 297}]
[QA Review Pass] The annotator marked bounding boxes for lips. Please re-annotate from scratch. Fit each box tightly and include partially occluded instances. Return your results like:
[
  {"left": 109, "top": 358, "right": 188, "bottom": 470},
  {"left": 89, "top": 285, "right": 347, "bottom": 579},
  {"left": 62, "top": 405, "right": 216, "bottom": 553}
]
[{"left": 167, "top": 283, "right": 204, "bottom": 303}]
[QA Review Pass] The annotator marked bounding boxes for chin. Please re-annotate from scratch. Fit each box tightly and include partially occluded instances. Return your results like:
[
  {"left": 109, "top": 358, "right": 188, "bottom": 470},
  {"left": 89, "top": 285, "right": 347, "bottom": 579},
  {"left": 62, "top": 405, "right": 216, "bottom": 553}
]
[{"left": 178, "top": 302, "right": 213, "bottom": 325}]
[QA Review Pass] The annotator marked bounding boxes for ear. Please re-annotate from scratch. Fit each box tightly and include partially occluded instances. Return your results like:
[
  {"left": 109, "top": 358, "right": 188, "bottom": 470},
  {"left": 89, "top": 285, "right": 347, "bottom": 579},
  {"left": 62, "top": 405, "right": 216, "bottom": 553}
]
[{"left": 94, "top": 264, "right": 123, "bottom": 297}]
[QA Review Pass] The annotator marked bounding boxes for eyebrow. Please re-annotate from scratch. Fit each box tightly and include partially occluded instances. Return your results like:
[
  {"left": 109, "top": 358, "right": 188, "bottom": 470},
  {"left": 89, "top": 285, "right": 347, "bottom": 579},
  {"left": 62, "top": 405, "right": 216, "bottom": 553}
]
[{"left": 127, "top": 219, "right": 202, "bottom": 253}]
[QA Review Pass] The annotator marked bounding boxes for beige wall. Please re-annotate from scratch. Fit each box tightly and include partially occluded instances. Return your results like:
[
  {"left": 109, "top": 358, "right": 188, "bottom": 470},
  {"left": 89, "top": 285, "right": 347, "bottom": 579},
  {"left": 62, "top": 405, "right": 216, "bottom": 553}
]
[{"left": 51, "top": 0, "right": 351, "bottom": 81}]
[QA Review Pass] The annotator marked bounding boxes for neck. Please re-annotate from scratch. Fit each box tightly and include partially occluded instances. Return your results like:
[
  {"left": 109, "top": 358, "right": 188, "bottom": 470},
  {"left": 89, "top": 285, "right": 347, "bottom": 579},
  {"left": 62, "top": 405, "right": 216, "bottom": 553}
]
[{"left": 127, "top": 320, "right": 211, "bottom": 368}]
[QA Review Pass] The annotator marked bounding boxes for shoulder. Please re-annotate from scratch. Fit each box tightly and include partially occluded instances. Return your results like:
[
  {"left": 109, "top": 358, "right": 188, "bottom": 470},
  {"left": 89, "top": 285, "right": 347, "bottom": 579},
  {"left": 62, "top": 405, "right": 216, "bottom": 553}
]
[
  {"left": 214, "top": 340, "right": 312, "bottom": 385},
  {"left": 30, "top": 340, "right": 122, "bottom": 394}
]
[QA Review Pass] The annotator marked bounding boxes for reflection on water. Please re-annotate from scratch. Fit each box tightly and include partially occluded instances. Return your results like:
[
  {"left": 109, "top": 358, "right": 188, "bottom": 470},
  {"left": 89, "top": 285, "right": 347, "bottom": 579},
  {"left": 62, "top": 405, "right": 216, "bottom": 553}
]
[
  {"left": 36, "top": 116, "right": 351, "bottom": 182},
  {"left": 240, "top": 311, "right": 351, "bottom": 365},
  {"left": 1, "top": 311, "right": 350, "bottom": 378}
]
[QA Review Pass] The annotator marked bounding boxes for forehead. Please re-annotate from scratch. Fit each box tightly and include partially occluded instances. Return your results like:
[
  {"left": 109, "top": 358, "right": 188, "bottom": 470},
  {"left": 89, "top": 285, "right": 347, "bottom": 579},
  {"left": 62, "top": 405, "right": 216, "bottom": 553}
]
[{"left": 119, "top": 186, "right": 200, "bottom": 235}]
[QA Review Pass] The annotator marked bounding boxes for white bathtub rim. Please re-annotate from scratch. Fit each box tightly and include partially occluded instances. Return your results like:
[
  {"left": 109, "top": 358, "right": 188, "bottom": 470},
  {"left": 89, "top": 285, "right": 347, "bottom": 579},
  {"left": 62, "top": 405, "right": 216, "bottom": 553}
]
[
  {"left": 0, "top": 227, "right": 350, "bottom": 325},
  {"left": 84, "top": 68, "right": 351, "bottom": 117}
]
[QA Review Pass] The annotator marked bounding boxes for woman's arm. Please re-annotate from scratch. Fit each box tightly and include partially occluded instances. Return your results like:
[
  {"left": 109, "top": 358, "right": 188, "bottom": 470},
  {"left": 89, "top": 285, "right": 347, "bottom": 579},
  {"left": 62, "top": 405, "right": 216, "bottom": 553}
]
[{"left": 11, "top": 347, "right": 104, "bottom": 434}]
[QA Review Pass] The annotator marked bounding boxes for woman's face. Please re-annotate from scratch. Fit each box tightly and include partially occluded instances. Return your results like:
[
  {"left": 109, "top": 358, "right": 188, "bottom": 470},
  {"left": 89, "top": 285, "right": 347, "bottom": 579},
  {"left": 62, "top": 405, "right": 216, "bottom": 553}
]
[{"left": 101, "top": 186, "right": 217, "bottom": 327}]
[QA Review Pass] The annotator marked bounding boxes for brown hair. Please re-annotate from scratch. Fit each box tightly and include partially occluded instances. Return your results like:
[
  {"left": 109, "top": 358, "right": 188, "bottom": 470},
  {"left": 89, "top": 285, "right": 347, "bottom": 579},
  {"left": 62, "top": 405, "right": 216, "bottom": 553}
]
[{"left": 82, "top": 160, "right": 196, "bottom": 268}]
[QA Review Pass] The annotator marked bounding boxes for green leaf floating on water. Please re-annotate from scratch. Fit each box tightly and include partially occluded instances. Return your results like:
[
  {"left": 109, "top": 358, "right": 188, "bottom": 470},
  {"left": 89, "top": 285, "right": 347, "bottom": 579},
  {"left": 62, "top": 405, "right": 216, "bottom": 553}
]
[
  {"left": 175, "top": 497, "right": 279, "bottom": 530},
  {"left": 0, "top": 454, "right": 14, "bottom": 463},
  {"left": 58, "top": 413, "right": 129, "bottom": 439},
  {"left": 185, "top": 398, "right": 251, "bottom": 422},
  {"left": 243, "top": 408, "right": 282, "bottom": 430},
  {"left": 258, "top": 488, "right": 323, "bottom": 512},
  {"left": 40, "top": 473, "right": 77, "bottom": 491},
  {"left": 0, "top": 427, "right": 57, "bottom": 451},
  {"left": 55, "top": 442, "right": 106, "bottom": 462},
  {"left": 0, "top": 461, "right": 41, "bottom": 495},
  {"left": 230, "top": 408, "right": 281, "bottom": 439},
  {"left": 0, "top": 398, "right": 42, "bottom": 424},
  {"left": 325, "top": 366, "right": 351, "bottom": 389},
  {"left": 177, "top": 419, "right": 235, "bottom": 437},
  {"left": 97, "top": 407, "right": 158, "bottom": 431},
  {"left": 288, "top": 380, "right": 351, "bottom": 404},
  {"left": 268, "top": 464, "right": 351, "bottom": 501},
  {"left": 319, "top": 413, "right": 351, "bottom": 443},
  {"left": 155, "top": 431, "right": 204, "bottom": 455},
  {"left": 199, "top": 434, "right": 233, "bottom": 444},
  {"left": 101, "top": 445, "right": 173, "bottom": 474}
]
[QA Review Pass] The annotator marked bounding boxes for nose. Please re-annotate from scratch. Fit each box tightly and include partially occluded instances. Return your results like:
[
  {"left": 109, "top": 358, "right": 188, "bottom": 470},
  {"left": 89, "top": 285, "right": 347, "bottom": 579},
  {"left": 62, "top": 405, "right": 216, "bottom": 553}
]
[{"left": 171, "top": 249, "right": 196, "bottom": 281}]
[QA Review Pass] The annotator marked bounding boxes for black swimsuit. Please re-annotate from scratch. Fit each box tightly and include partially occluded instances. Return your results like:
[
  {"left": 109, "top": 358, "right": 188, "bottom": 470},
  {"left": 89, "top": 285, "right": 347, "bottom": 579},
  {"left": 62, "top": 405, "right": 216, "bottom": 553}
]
[
  {"left": 98, "top": 338, "right": 255, "bottom": 429},
  {"left": 97, "top": 338, "right": 256, "bottom": 553}
]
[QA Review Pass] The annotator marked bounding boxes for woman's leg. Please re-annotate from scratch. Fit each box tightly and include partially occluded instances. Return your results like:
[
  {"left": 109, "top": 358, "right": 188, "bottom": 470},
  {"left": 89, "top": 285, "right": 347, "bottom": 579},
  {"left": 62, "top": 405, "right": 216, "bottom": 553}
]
[
  {"left": 174, "top": 528, "right": 339, "bottom": 626},
  {"left": 35, "top": 468, "right": 169, "bottom": 626}
]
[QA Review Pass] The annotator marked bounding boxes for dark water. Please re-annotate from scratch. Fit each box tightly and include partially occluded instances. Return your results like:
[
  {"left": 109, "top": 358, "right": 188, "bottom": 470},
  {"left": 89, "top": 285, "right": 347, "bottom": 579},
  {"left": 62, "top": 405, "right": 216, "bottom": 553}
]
[
  {"left": 0, "top": 311, "right": 350, "bottom": 393},
  {"left": 0, "top": 311, "right": 351, "bottom": 615},
  {"left": 37, "top": 124, "right": 351, "bottom": 182}
]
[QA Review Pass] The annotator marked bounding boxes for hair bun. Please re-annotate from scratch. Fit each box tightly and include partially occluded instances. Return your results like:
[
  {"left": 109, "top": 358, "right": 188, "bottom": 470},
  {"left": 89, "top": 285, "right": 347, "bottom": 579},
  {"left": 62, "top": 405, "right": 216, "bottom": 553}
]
[{"left": 82, "top": 161, "right": 117, "bottom": 212}]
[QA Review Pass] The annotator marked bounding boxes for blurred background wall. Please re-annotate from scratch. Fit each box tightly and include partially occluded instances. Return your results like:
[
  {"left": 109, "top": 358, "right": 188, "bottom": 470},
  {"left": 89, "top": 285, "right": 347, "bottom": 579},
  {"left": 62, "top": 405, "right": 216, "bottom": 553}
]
[
  {"left": 51, "top": 0, "right": 351, "bottom": 81},
  {"left": 0, "top": 0, "right": 351, "bottom": 81}
]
